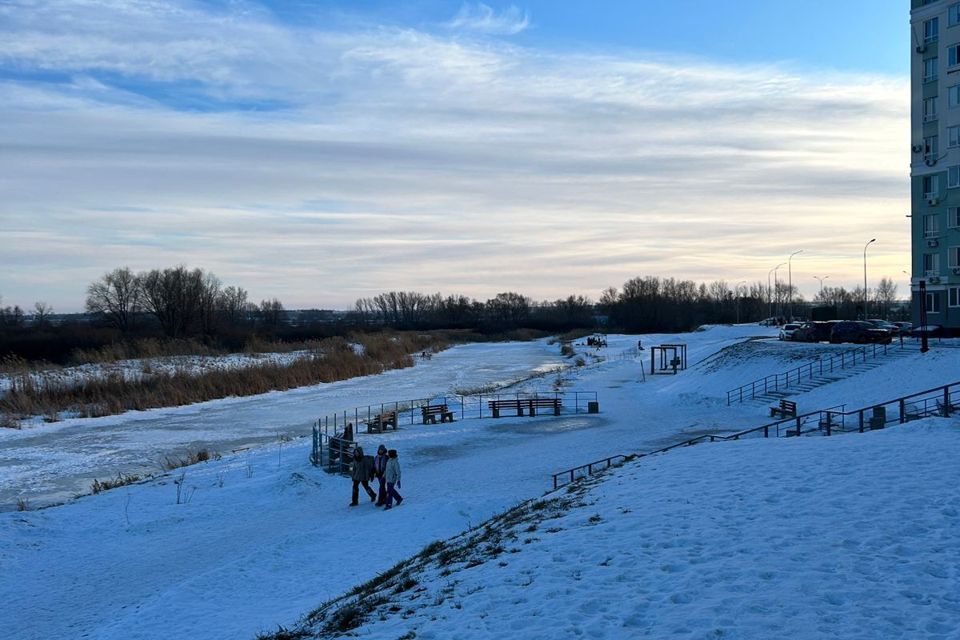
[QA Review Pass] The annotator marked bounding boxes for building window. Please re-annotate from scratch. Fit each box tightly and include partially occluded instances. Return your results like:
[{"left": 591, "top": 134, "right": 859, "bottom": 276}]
[
  {"left": 950, "top": 246, "right": 960, "bottom": 268},
  {"left": 950, "top": 165, "right": 960, "bottom": 188},
  {"left": 951, "top": 4, "right": 960, "bottom": 27},
  {"left": 927, "top": 292, "right": 942, "bottom": 313},
  {"left": 925, "top": 214, "right": 941, "bottom": 237},
  {"left": 928, "top": 97, "right": 941, "bottom": 123},
  {"left": 927, "top": 18, "right": 941, "bottom": 43},
  {"left": 951, "top": 85, "right": 960, "bottom": 107},
  {"left": 950, "top": 207, "right": 960, "bottom": 227},
  {"left": 925, "top": 135, "right": 940, "bottom": 159},
  {"left": 951, "top": 44, "right": 960, "bottom": 66},
  {"left": 950, "top": 287, "right": 960, "bottom": 308},
  {"left": 950, "top": 125, "right": 960, "bottom": 146},
  {"left": 924, "top": 174, "right": 941, "bottom": 198},
  {"left": 925, "top": 57, "right": 939, "bottom": 83},
  {"left": 925, "top": 252, "right": 941, "bottom": 275}
]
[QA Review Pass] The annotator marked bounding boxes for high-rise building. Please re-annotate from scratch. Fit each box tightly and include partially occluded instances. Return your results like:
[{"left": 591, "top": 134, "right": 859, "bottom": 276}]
[{"left": 911, "top": 0, "right": 960, "bottom": 332}]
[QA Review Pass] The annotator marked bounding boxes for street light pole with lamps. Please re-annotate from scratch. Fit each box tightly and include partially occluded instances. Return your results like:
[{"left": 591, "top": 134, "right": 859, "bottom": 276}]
[
  {"left": 787, "top": 249, "right": 803, "bottom": 320},
  {"left": 768, "top": 263, "right": 784, "bottom": 320},
  {"left": 813, "top": 275, "right": 829, "bottom": 296},
  {"left": 863, "top": 238, "right": 876, "bottom": 319},
  {"left": 774, "top": 262, "right": 786, "bottom": 319}
]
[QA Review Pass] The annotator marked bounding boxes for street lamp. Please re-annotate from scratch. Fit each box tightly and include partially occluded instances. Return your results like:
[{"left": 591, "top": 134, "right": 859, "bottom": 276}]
[
  {"left": 863, "top": 238, "right": 876, "bottom": 319},
  {"left": 768, "top": 263, "right": 785, "bottom": 319},
  {"left": 773, "top": 262, "right": 786, "bottom": 319},
  {"left": 735, "top": 280, "right": 747, "bottom": 323},
  {"left": 813, "top": 275, "right": 829, "bottom": 296},
  {"left": 787, "top": 249, "right": 803, "bottom": 320}
]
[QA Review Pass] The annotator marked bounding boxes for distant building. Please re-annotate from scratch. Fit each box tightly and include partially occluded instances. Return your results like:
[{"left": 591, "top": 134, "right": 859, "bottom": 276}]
[{"left": 911, "top": 0, "right": 960, "bottom": 331}]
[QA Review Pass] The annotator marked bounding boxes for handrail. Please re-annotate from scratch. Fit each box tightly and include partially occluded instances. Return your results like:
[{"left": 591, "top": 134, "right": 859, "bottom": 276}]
[
  {"left": 725, "top": 342, "right": 903, "bottom": 405},
  {"left": 553, "top": 380, "right": 960, "bottom": 490}
]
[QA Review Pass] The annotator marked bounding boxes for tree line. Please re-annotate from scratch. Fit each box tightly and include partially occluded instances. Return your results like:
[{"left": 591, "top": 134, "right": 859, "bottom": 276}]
[{"left": 0, "top": 265, "right": 907, "bottom": 364}]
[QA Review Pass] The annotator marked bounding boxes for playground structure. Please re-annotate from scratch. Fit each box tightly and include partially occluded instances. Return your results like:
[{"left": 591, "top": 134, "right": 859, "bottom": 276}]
[{"left": 650, "top": 344, "right": 687, "bottom": 375}]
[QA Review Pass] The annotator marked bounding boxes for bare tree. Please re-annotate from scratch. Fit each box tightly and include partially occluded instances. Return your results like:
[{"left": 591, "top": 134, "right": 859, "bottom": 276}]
[
  {"left": 874, "top": 277, "right": 898, "bottom": 319},
  {"left": 258, "top": 298, "right": 285, "bottom": 328},
  {"left": 33, "top": 301, "right": 53, "bottom": 326},
  {"left": 85, "top": 267, "right": 142, "bottom": 332},
  {"left": 139, "top": 266, "right": 205, "bottom": 337}
]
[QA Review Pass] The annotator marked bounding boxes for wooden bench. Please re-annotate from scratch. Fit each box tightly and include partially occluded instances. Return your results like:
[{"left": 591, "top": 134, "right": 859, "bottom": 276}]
[
  {"left": 422, "top": 404, "right": 454, "bottom": 424},
  {"left": 366, "top": 410, "right": 397, "bottom": 433},
  {"left": 488, "top": 397, "right": 562, "bottom": 418},
  {"left": 770, "top": 399, "right": 797, "bottom": 418}
]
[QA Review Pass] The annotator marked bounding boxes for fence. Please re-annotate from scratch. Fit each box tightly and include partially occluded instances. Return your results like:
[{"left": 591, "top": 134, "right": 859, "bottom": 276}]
[
  {"left": 552, "top": 380, "right": 960, "bottom": 490},
  {"left": 725, "top": 342, "right": 901, "bottom": 405},
  {"left": 312, "top": 390, "right": 599, "bottom": 436}
]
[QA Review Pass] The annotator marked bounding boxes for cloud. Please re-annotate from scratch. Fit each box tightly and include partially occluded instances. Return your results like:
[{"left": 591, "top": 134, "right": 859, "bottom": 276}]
[
  {"left": 0, "top": 0, "right": 909, "bottom": 310},
  {"left": 445, "top": 3, "right": 530, "bottom": 36}
]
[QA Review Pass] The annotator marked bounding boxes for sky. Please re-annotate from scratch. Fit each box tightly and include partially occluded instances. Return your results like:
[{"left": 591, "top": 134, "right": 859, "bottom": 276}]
[{"left": 0, "top": 0, "right": 911, "bottom": 311}]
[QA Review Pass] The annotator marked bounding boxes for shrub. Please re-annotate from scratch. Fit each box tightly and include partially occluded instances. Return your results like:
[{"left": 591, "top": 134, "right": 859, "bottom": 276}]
[{"left": 91, "top": 472, "right": 143, "bottom": 494}]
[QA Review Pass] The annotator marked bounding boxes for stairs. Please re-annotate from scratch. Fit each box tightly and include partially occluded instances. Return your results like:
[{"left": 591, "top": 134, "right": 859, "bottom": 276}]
[{"left": 743, "top": 348, "right": 913, "bottom": 406}]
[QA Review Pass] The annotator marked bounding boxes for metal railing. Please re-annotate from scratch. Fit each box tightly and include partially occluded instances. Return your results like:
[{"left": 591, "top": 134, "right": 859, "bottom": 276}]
[
  {"left": 552, "top": 380, "right": 960, "bottom": 490},
  {"left": 312, "top": 390, "right": 599, "bottom": 437},
  {"left": 725, "top": 342, "right": 902, "bottom": 405}
]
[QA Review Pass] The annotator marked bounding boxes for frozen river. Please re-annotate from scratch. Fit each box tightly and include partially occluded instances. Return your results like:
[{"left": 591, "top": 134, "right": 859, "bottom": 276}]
[{"left": 0, "top": 340, "right": 565, "bottom": 508}]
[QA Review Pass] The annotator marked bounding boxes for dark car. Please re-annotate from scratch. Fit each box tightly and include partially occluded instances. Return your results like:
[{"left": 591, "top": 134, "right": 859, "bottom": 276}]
[
  {"left": 830, "top": 321, "right": 893, "bottom": 344},
  {"left": 790, "top": 321, "right": 835, "bottom": 343}
]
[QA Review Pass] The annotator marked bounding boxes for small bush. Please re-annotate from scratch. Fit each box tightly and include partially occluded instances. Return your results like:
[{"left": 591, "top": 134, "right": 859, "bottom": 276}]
[
  {"left": 16, "top": 497, "right": 29, "bottom": 511},
  {"left": 91, "top": 472, "right": 142, "bottom": 494},
  {"left": 164, "top": 449, "right": 218, "bottom": 470},
  {"left": 560, "top": 344, "right": 575, "bottom": 357},
  {"left": 574, "top": 357, "right": 586, "bottom": 367}
]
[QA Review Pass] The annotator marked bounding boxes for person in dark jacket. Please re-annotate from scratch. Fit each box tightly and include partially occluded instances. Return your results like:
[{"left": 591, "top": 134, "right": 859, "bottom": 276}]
[
  {"left": 373, "top": 444, "right": 389, "bottom": 506},
  {"left": 349, "top": 446, "right": 376, "bottom": 506},
  {"left": 383, "top": 449, "right": 403, "bottom": 510}
]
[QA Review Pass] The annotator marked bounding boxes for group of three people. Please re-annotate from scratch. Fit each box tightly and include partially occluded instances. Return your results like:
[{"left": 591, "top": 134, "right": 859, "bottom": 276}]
[{"left": 350, "top": 444, "right": 403, "bottom": 509}]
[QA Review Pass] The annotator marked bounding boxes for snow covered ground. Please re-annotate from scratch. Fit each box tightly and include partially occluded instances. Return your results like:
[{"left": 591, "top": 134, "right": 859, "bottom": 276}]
[{"left": 1, "top": 325, "right": 958, "bottom": 640}]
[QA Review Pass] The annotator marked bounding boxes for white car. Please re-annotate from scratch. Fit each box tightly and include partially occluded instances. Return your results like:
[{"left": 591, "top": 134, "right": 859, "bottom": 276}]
[{"left": 779, "top": 323, "right": 801, "bottom": 341}]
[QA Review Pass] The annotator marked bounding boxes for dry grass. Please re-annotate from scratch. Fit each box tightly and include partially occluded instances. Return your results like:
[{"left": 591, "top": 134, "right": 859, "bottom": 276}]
[
  {"left": 91, "top": 472, "right": 143, "bottom": 494},
  {"left": 1, "top": 332, "right": 444, "bottom": 422},
  {"left": 163, "top": 448, "right": 220, "bottom": 470}
]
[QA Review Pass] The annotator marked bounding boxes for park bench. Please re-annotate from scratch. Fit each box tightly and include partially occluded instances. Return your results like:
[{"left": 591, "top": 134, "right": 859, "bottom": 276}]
[
  {"left": 770, "top": 399, "right": 797, "bottom": 419},
  {"left": 488, "top": 397, "right": 562, "bottom": 418},
  {"left": 422, "top": 403, "right": 455, "bottom": 424},
  {"left": 366, "top": 410, "right": 397, "bottom": 433}
]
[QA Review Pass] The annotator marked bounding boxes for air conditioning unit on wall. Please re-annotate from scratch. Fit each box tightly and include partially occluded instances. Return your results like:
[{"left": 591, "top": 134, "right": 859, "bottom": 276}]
[
  {"left": 928, "top": 197, "right": 941, "bottom": 206},
  {"left": 928, "top": 238, "right": 940, "bottom": 247},
  {"left": 953, "top": 267, "right": 960, "bottom": 275},
  {"left": 929, "top": 276, "right": 941, "bottom": 284}
]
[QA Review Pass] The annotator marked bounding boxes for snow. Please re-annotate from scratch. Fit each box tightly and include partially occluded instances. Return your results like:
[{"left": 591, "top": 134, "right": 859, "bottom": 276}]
[{"left": 1, "top": 325, "right": 958, "bottom": 640}]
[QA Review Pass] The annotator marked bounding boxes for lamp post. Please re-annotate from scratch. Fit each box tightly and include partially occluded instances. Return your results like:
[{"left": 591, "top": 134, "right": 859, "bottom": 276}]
[
  {"left": 735, "top": 280, "right": 746, "bottom": 323},
  {"left": 787, "top": 249, "right": 803, "bottom": 321},
  {"left": 863, "top": 238, "right": 876, "bottom": 319},
  {"left": 773, "top": 262, "right": 786, "bottom": 319},
  {"left": 768, "top": 263, "right": 785, "bottom": 319},
  {"left": 813, "top": 275, "right": 829, "bottom": 296}
]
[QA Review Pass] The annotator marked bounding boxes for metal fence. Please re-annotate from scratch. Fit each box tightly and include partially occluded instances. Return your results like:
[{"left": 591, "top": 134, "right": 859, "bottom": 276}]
[
  {"left": 553, "top": 380, "right": 960, "bottom": 490},
  {"left": 725, "top": 342, "right": 903, "bottom": 405}
]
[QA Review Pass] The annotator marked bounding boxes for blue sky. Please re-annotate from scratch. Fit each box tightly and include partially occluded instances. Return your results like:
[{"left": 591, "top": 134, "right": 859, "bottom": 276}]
[{"left": 0, "top": 1, "right": 910, "bottom": 310}]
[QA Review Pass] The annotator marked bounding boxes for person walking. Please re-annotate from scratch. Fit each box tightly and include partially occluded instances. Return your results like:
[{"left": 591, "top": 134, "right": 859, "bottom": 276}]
[
  {"left": 373, "top": 444, "right": 389, "bottom": 506},
  {"left": 384, "top": 449, "right": 403, "bottom": 510},
  {"left": 349, "top": 446, "right": 376, "bottom": 506}
]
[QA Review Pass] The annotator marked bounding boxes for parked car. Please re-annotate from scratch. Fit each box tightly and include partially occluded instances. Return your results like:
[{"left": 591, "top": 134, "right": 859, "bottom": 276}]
[
  {"left": 759, "top": 317, "right": 779, "bottom": 327},
  {"left": 909, "top": 324, "right": 944, "bottom": 338},
  {"left": 867, "top": 319, "right": 901, "bottom": 334},
  {"left": 829, "top": 321, "right": 893, "bottom": 344},
  {"left": 790, "top": 321, "right": 835, "bottom": 343},
  {"left": 779, "top": 323, "right": 802, "bottom": 341},
  {"left": 893, "top": 321, "right": 913, "bottom": 334}
]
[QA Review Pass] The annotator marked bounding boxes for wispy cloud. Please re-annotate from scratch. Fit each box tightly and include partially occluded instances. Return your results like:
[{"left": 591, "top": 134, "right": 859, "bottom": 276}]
[
  {"left": 445, "top": 2, "right": 530, "bottom": 35},
  {"left": 0, "top": 0, "right": 908, "bottom": 310}
]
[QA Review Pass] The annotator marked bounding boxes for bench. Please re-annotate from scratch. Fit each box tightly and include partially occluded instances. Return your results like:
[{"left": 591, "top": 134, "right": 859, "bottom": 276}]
[
  {"left": 488, "top": 397, "right": 562, "bottom": 418},
  {"left": 422, "top": 403, "right": 455, "bottom": 424},
  {"left": 366, "top": 410, "right": 397, "bottom": 433},
  {"left": 770, "top": 399, "right": 797, "bottom": 418}
]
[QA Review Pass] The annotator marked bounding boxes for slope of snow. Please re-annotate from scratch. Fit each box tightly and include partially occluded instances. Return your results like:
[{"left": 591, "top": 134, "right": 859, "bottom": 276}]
[
  {"left": 308, "top": 417, "right": 960, "bottom": 640},
  {"left": 1, "top": 325, "right": 958, "bottom": 640}
]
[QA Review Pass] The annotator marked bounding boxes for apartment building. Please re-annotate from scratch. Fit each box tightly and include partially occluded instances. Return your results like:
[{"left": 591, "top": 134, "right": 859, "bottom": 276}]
[{"left": 911, "top": 0, "right": 960, "bottom": 332}]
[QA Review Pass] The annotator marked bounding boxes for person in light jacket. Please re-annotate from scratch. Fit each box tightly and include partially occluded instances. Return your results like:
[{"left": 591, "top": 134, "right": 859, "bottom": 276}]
[
  {"left": 383, "top": 449, "right": 403, "bottom": 510},
  {"left": 373, "top": 444, "right": 389, "bottom": 506},
  {"left": 349, "top": 446, "right": 376, "bottom": 506}
]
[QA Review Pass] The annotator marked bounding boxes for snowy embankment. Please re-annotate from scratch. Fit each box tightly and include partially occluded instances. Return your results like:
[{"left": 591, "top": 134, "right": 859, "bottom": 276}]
[
  {"left": 299, "top": 418, "right": 960, "bottom": 640},
  {"left": 2, "top": 325, "right": 958, "bottom": 640}
]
